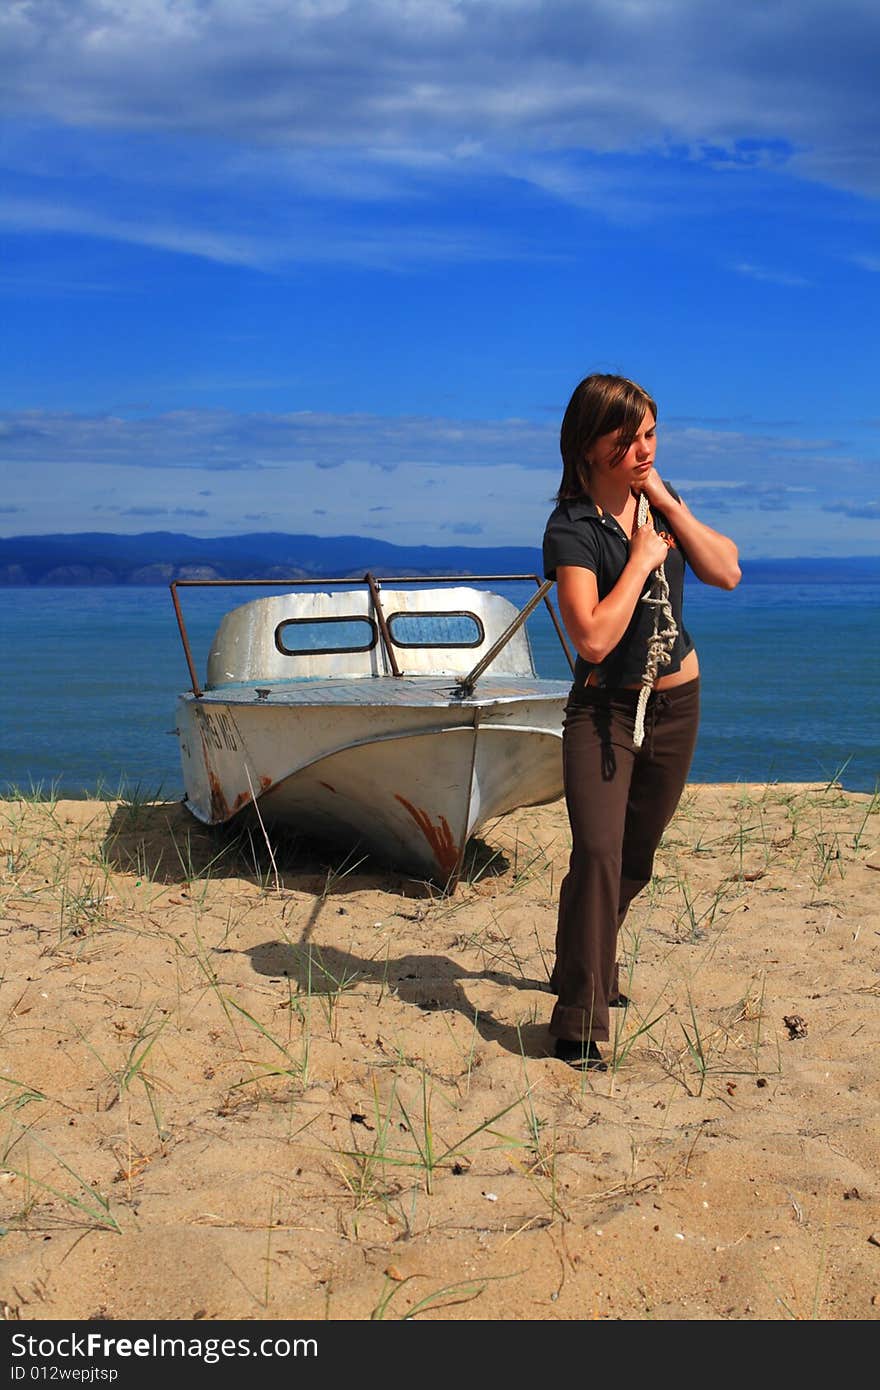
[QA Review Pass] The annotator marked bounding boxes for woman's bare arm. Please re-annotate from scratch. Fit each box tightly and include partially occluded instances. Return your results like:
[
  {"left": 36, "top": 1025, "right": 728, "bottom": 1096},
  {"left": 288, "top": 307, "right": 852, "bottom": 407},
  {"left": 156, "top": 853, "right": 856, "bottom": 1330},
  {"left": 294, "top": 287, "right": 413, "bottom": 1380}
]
[
  {"left": 640, "top": 470, "right": 741, "bottom": 589},
  {"left": 556, "top": 523, "right": 669, "bottom": 664}
]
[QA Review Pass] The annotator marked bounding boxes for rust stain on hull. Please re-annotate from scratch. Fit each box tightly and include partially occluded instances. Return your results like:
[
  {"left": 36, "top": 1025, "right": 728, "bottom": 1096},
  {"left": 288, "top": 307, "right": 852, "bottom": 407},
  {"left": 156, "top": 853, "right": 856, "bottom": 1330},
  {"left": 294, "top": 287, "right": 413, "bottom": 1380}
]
[
  {"left": 196, "top": 722, "right": 229, "bottom": 821},
  {"left": 195, "top": 700, "right": 270, "bottom": 819},
  {"left": 207, "top": 768, "right": 230, "bottom": 821},
  {"left": 230, "top": 775, "right": 272, "bottom": 815},
  {"left": 394, "top": 794, "right": 460, "bottom": 878}
]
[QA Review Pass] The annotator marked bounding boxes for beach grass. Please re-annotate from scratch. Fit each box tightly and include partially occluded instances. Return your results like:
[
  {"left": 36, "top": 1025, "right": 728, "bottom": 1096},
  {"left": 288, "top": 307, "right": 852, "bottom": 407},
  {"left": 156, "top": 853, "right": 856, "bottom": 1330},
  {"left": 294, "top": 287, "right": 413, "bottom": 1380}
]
[{"left": 0, "top": 782, "right": 877, "bottom": 1319}]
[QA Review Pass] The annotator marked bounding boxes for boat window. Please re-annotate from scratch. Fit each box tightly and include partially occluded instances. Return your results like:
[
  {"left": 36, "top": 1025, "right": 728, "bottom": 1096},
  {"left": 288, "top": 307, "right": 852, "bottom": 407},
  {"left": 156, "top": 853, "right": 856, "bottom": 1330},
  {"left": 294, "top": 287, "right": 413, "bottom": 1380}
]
[
  {"left": 386, "top": 611, "right": 485, "bottom": 648},
  {"left": 274, "top": 616, "right": 378, "bottom": 656}
]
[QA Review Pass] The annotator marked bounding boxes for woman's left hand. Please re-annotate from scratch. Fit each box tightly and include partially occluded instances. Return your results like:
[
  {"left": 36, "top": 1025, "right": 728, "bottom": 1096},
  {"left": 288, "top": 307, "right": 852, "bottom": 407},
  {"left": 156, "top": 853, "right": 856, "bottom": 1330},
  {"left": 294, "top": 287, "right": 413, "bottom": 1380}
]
[
  {"left": 634, "top": 468, "right": 741, "bottom": 590},
  {"left": 632, "top": 467, "right": 673, "bottom": 509}
]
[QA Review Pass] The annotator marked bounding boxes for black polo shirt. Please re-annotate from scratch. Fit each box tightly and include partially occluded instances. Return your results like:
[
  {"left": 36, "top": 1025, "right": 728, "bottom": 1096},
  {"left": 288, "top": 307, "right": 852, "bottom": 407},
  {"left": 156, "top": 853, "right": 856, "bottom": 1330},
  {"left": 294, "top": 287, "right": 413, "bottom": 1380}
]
[{"left": 542, "top": 481, "right": 694, "bottom": 689}]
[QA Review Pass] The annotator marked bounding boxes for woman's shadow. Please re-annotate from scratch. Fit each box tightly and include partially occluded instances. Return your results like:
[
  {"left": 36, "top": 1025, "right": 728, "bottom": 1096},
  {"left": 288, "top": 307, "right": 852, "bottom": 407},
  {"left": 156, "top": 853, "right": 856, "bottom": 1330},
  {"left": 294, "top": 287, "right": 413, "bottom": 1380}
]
[
  {"left": 103, "top": 801, "right": 555, "bottom": 1059},
  {"left": 242, "top": 938, "right": 552, "bottom": 1061}
]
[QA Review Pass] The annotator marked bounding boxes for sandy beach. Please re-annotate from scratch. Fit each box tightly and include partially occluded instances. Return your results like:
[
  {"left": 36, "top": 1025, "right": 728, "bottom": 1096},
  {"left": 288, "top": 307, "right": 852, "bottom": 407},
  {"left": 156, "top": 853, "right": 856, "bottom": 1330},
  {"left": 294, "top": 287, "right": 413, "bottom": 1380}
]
[{"left": 1, "top": 782, "right": 878, "bottom": 1322}]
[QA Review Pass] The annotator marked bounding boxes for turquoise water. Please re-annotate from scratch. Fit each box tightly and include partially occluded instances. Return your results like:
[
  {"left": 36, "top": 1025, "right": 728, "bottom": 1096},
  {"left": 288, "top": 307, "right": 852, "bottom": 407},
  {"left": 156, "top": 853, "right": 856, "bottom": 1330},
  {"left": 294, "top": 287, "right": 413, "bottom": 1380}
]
[{"left": 1, "top": 580, "right": 878, "bottom": 796}]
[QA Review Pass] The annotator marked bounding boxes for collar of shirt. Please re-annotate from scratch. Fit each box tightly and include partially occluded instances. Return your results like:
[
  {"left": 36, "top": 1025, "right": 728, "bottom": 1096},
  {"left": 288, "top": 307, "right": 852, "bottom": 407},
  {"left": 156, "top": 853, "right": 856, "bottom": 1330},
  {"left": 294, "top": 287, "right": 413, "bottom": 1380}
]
[{"left": 561, "top": 495, "right": 629, "bottom": 541}]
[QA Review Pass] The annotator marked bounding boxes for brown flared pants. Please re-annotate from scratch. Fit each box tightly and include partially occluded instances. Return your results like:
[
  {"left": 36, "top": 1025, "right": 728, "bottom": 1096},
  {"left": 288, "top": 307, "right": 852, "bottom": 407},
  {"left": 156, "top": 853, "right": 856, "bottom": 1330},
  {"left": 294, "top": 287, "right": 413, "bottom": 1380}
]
[{"left": 549, "top": 678, "right": 700, "bottom": 1043}]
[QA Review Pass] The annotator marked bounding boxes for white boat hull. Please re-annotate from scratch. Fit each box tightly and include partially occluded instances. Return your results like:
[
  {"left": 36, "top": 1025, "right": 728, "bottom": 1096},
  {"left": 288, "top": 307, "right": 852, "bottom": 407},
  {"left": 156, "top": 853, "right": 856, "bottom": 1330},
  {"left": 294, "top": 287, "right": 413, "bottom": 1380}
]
[
  {"left": 172, "top": 581, "right": 572, "bottom": 886},
  {"left": 176, "top": 684, "right": 565, "bottom": 883}
]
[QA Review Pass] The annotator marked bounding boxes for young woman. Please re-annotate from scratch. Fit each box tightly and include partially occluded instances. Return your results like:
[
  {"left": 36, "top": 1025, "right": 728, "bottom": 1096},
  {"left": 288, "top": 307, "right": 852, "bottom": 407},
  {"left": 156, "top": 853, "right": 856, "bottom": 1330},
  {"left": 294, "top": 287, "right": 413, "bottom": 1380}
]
[{"left": 542, "top": 373, "right": 741, "bottom": 1069}]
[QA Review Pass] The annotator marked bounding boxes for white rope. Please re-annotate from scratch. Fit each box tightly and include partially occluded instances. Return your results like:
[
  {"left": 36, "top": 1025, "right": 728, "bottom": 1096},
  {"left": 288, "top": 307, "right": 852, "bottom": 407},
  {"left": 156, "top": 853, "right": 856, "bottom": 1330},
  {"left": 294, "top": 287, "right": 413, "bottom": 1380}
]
[{"left": 632, "top": 492, "right": 678, "bottom": 749}]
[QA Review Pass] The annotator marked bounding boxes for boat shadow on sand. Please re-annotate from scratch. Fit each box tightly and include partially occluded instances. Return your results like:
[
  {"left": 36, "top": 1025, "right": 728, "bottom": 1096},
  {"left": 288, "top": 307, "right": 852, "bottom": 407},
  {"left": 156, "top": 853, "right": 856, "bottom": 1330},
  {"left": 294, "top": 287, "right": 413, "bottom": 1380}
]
[
  {"left": 103, "top": 799, "right": 509, "bottom": 893},
  {"left": 102, "top": 801, "right": 553, "bottom": 1059}
]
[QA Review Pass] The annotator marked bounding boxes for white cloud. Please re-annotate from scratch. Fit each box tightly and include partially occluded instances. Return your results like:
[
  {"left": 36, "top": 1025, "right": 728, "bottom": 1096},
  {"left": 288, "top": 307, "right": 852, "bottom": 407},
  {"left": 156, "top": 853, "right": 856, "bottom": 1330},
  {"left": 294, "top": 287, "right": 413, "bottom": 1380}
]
[
  {"left": 0, "top": 195, "right": 271, "bottom": 266},
  {"left": 1, "top": 1, "right": 878, "bottom": 200},
  {"left": 0, "top": 406, "right": 559, "bottom": 471},
  {"left": 1, "top": 405, "right": 876, "bottom": 555},
  {"left": 732, "top": 262, "right": 811, "bottom": 287},
  {"left": 0, "top": 407, "right": 863, "bottom": 488},
  {"left": 0, "top": 184, "right": 544, "bottom": 269}
]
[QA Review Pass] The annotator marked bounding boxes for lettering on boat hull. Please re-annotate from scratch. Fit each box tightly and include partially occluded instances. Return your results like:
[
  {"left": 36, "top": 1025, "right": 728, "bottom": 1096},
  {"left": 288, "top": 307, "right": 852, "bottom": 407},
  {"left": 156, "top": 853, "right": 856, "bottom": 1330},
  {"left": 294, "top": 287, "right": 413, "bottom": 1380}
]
[{"left": 203, "top": 711, "right": 238, "bottom": 751}]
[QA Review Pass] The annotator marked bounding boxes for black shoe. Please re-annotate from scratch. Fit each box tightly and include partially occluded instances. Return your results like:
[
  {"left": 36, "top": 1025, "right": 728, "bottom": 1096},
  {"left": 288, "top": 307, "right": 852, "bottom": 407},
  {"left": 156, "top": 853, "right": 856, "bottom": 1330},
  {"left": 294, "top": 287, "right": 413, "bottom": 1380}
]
[
  {"left": 553, "top": 1038, "right": 607, "bottom": 1071},
  {"left": 609, "top": 993, "right": 631, "bottom": 1009}
]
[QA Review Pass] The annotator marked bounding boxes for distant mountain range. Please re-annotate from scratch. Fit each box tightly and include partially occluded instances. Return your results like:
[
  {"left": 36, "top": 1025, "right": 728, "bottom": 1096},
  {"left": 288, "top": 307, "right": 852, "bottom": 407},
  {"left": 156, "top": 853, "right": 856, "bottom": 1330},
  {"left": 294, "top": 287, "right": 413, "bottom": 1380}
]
[
  {"left": 0, "top": 531, "right": 877, "bottom": 586},
  {"left": 0, "top": 531, "right": 546, "bottom": 586}
]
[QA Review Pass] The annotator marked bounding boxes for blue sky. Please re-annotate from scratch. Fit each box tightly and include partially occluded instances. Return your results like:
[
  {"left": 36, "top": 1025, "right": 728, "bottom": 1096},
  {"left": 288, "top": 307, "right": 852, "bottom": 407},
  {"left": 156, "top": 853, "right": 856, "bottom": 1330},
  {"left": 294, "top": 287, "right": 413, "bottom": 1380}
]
[{"left": 2, "top": 0, "right": 879, "bottom": 557}]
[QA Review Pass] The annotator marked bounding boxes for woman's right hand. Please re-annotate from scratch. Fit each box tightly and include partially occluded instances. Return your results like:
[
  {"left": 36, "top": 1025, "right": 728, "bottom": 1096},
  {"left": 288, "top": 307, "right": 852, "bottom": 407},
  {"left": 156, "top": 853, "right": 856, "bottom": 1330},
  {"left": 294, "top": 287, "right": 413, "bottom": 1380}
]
[{"left": 630, "top": 522, "right": 670, "bottom": 574}]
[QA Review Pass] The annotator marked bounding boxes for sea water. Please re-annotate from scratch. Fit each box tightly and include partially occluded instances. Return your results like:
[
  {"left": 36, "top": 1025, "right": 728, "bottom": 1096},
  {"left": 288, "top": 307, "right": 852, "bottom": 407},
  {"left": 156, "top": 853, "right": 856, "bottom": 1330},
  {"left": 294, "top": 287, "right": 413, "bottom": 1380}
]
[{"left": 1, "top": 579, "right": 877, "bottom": 797}]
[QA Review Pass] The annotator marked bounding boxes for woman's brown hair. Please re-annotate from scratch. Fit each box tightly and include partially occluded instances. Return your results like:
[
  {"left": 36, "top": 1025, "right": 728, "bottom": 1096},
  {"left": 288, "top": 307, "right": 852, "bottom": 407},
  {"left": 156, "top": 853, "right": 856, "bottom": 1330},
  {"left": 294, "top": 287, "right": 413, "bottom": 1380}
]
[{"left": 557, "top": 373, "right": 657, "bottom": 501}]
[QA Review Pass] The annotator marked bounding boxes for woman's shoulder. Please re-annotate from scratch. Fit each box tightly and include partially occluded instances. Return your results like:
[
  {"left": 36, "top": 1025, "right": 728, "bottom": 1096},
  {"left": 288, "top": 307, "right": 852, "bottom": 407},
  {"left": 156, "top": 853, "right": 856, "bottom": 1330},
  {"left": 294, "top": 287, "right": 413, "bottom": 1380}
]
[
  {"left": 544, "top": 494, "right": 599, "bottom": 528},
  {"left": 543, "top": 501, "right": 566, "bottom": 534},
  {"left": 542, "top": 495, "right": 602, "bottom": 578}
]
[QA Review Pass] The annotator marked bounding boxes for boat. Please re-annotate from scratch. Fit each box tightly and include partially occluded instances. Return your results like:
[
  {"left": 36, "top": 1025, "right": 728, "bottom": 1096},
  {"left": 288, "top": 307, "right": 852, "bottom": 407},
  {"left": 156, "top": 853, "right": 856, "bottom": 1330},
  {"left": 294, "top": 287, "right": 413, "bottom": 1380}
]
[{"left": 170, "top": 572, "right": 573, "bottom": 887}]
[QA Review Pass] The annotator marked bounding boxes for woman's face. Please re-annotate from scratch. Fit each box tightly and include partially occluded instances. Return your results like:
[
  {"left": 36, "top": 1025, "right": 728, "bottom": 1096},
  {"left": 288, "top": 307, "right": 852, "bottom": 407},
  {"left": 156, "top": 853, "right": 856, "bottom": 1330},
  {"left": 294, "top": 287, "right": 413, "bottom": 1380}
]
[{"left": 588, "top": 409, "right": 656, "bottom": 483}]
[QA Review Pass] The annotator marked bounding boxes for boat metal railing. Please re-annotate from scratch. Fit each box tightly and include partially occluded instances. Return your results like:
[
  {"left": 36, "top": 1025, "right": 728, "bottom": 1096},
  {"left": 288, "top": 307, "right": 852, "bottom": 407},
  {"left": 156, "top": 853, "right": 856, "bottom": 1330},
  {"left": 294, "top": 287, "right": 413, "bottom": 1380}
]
[
  {"left": 364, "top": 571, "right": 401, "bottom": 678},
  {"left": 451, "top": 578, "right": 555, "bottom": 699},
  {"left": 170, "top": 572, "right": 574, "bottom": 698}
]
